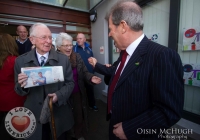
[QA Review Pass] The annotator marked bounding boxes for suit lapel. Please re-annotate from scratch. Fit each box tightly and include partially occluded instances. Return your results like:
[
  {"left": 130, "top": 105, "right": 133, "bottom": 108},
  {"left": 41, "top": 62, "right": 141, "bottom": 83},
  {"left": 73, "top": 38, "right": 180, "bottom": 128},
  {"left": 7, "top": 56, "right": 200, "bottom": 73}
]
[
  {"left": 46, "top": 49, "right": 59, "bottom": 66},
  {"left": 24, "top": 48, "right": 40, "bottom": 66},
  {"left": 115, "top": 36, "right": 149, "bottom": 89}
]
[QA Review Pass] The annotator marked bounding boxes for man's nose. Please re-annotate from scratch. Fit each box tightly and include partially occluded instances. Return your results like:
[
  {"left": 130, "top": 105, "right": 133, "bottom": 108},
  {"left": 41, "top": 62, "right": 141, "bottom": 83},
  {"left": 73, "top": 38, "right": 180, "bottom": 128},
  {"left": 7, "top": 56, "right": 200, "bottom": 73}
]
[{"left": 46, "top": 38, "right": 52, "bottom": 43}]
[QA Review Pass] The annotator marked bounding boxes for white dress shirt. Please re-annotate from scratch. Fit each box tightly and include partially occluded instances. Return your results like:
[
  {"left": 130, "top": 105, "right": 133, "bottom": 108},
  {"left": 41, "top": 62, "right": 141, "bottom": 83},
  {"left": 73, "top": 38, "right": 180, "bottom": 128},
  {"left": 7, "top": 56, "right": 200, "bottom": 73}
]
[
  {"left": 36, "top": 50, "right": 49, "bottom": 66},
  {"left": 116, "top": 34, "right": 145, "bottom": 74}
]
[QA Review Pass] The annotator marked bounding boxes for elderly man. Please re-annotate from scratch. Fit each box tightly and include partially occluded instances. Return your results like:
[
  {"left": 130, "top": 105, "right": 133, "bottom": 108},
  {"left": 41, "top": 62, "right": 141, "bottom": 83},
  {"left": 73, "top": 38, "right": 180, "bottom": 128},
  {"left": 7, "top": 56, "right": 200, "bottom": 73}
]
[
  {"left": 16, "top": 25, "right": 32, "bottom": 55},
  {"left": 88, "top": 0, "right": 184, "bottom": 139},
  {"left": 14, "top": 23, "right": 74, "bottom": 140}
]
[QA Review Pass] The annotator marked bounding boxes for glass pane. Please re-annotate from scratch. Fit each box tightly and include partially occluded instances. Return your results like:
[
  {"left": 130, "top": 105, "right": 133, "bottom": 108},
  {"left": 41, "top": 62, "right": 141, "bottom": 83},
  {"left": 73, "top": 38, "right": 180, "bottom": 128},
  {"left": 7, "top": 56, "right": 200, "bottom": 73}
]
[
  {"left": 66, "top": 25, "right": 89, "bottom": 32},
  {"left": 90, "top": 0, "right": 102, "bottom": 10},
  {"left": 27, "top": 0, "right": 64, "bottom": 7},
  {"left": 65, "top": 0, "right": 89, "bottom": 11},
  {"left": 25, "top": 0, "right": 103, "bottom": 12}
]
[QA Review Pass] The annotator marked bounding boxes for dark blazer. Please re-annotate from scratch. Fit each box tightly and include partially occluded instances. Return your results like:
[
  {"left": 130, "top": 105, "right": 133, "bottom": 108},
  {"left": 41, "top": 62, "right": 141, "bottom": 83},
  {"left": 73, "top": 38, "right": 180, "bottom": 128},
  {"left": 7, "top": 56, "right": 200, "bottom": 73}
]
[
  {"left": 94, "top": 36, "right": 184, "bottom": 139},
  {"left": 14, "top": 48, "right": 75, "bottom": 140}
]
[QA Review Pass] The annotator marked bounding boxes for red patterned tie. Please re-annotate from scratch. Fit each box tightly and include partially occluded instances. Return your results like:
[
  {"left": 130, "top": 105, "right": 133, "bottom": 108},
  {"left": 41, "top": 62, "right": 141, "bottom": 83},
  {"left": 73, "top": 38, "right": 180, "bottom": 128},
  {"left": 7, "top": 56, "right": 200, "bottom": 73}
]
[{"left": 107, "top": 50, "right": 128, "bottom": 113}]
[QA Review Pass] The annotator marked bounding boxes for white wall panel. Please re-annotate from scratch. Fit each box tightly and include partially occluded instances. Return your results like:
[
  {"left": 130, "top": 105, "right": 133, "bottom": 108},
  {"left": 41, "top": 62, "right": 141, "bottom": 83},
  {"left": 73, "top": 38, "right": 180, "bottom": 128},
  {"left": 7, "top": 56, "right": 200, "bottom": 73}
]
[
  {"left": 143, "top": 0, "right": 170, "bottom": 46},
  {"left": 178, "top": 0, "right": 200, "bottom": 115}
]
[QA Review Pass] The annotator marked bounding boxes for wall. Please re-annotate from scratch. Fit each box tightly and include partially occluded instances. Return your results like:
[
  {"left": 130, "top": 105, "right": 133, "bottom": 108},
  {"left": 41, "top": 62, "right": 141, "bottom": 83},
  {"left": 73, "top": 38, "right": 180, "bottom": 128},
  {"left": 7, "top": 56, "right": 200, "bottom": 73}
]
[
  {"left": 91, "top": 0, "right": 118, "bottom": 102},
  {"left": 178, "top": 0, "right": 200, "bottom": 115},
  {"left": 143, "top": 0, "right": 170, "bottom": 47}
]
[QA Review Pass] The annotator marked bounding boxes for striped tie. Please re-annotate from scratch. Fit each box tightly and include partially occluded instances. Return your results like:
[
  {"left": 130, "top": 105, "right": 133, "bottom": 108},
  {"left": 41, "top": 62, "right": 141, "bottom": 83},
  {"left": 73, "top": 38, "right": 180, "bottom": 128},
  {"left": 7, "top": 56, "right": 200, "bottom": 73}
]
[{"left": 40, "top": 56, "right": 45, "bottom": 66}]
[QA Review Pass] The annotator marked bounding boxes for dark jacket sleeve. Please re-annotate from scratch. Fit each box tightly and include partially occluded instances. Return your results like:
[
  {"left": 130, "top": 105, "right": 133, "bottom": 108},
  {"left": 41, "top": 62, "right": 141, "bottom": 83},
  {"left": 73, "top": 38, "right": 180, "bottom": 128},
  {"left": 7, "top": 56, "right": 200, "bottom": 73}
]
[
  {"left": 76, "top": 53, "right": 94, "bottom": 84},
  {"left": 103, "top": 60, "right": 119, "bottom": 85}
]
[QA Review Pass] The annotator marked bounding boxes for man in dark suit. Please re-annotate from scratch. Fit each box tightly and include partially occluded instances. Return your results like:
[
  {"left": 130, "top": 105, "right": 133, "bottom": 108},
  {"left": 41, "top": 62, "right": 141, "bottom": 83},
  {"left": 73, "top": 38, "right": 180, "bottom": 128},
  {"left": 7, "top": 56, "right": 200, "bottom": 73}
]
[{"left": 88, "top": 1, "right": 184, "bottom": 139}]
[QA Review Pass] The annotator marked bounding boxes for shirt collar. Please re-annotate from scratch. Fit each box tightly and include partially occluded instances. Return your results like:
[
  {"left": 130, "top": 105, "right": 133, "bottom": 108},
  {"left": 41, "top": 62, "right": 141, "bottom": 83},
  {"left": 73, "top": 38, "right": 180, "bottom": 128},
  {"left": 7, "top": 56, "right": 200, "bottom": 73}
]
[
  {"left": 16, "top": 38, "right": 28, "bottom": 44},
  {"left": 36, "top": 50, "right": 49, "bottom": 63},
  {"left": 126, "top": 34, "right": 144, "bottom": 56}
]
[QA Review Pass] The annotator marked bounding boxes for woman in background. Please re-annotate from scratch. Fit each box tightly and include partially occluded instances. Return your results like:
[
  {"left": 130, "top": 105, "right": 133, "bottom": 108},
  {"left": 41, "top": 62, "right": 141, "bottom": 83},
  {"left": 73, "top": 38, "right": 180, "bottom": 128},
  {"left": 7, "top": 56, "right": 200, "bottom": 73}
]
[
  {"left": 55, "top": 32, "right": 101, "bottom": 140},
  {"left": 0, "top": 33, "right": 26, "bottom": 139}
]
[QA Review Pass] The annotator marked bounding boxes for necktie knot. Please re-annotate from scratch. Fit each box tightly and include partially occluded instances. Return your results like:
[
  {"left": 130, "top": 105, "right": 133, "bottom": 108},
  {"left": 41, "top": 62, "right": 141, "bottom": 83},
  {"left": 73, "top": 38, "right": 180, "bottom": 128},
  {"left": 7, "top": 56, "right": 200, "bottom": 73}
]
[
  {"left": 40, "top": 56, "right": 45, "bottom": 66},
  {"left": 121, "top": 50, "right": 128, "bottom": 62}
]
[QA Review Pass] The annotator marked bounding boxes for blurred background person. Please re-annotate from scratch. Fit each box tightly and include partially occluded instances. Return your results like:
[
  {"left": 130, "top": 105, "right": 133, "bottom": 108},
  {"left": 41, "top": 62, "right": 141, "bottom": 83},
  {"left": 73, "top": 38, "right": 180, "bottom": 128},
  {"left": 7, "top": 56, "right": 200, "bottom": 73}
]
[
  {"left": 73, "top": 33, "right": 98, "bottom": 111},
  {"left": 56, "top": 32, "right": 101, "bottom": 140},
  {"left": 16, "top": 25, "right": 32, "bottom": 55},
  {"left": 0, "top": 33, "right": 26, "bottom": 140}
]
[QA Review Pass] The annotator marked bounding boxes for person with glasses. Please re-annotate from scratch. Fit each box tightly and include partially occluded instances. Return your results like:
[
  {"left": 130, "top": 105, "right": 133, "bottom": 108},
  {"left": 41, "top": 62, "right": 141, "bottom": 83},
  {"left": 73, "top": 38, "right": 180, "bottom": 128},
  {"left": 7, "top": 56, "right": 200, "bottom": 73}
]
[
  {"left": 56, "top": 32, "right": 101, "bottom": 140},
  {"left": 16, "top": 25, "right": 32, "bottom": 55},
  {"left": 73, "top": 33, "right": 99, "bottom": 112},
  {"left": 14, "top": 23, "right": 75, "bottom": 140}
]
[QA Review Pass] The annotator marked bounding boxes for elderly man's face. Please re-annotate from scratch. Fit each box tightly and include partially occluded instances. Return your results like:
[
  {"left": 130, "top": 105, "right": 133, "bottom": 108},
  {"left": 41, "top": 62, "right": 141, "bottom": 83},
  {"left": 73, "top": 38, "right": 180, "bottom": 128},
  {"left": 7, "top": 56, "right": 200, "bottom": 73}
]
[{"left": 31, "top": 26, "right": 52, "bottom": 55}]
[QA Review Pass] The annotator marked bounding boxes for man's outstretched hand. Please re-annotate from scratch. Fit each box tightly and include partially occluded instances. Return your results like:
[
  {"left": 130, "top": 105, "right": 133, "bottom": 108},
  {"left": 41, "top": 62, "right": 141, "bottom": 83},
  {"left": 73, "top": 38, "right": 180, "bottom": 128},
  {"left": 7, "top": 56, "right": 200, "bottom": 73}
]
[{"left": 88, "top": 57, "right": 97, "bottom": 67}]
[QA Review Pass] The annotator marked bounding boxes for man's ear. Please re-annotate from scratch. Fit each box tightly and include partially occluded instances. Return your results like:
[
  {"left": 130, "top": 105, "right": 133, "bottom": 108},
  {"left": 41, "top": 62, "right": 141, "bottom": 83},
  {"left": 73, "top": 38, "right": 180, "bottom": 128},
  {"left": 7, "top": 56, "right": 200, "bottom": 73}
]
[
  {"left": 16, "top": 31, "right": 19, "bottom": 36},
  {"left": 120, "top": 20, "right": 127, "bottom": 34},
  {"left": 29, "top": 37, "right": 35, "bottom": 44}
]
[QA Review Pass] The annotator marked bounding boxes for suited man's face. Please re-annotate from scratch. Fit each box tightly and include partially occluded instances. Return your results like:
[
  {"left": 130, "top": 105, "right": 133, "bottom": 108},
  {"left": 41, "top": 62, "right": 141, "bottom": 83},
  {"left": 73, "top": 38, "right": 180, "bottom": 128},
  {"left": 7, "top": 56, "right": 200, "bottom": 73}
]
[
  {"left": 30, "top": 26, "right": 52, "bottom": 55},
  {"left": 108, "top": 17, "right": 122, "bottom": 50}
]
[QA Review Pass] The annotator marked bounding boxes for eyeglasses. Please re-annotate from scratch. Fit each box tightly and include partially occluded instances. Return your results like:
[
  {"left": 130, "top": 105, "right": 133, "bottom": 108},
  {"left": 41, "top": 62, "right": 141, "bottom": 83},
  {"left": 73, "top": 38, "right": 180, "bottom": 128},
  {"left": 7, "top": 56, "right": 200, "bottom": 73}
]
[
  {"left": 33, "top": 36, "right": 52, "bottom": 41},
  {"left": 61, "top": 44, "right": 73, "bottom": 48}
]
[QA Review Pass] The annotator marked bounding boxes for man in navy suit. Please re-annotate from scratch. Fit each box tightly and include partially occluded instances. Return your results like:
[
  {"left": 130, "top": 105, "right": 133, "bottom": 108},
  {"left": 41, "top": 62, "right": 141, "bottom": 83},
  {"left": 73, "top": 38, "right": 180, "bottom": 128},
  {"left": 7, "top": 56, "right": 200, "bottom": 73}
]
[{"left": 88, "top": 0, "right": 184, "bottom": 139}]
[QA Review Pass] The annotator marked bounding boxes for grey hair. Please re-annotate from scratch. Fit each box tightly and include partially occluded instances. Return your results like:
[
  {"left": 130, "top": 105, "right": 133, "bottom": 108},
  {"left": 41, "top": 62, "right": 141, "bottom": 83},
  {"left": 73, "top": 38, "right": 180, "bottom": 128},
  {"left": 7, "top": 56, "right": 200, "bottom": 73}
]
[
  {"left": 29, "top": 23, "right": 48, "bottom": 36},
  {"left": 106, "top": 0, "right": 143, "bottom": 31},
  {"left": 55, "top": 32, "right": 73, "bottom": 48}
]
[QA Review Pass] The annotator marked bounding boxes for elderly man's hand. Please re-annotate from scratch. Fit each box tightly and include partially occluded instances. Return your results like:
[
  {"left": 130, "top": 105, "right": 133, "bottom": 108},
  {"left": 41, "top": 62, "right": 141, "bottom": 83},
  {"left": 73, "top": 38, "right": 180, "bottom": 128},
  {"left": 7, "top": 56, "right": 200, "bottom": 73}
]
[
  {"left": 91, "top": 76, "right": 101, "bottom": 84},
  {"left": 48, "top": 93, "right": 58, "bottom": 103},
  {"left": 88, "top": 57, "right": 97, "bottom": 67},
  {"left": 18, "top": 73, "right": 28, "bottom": 87}
]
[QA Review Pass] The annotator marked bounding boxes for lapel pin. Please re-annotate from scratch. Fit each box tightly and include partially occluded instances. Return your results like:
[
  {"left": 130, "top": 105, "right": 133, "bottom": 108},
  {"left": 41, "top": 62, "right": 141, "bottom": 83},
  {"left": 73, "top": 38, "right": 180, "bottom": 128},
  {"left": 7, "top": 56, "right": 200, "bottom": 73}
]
[{"left": 135, "top": 62, "right": 140, "bottom": 66}]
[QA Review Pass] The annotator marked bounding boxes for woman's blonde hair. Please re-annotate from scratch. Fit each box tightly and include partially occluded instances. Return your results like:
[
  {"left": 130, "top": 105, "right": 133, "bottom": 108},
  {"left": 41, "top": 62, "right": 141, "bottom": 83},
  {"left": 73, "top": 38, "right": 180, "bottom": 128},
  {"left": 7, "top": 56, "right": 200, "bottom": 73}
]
[{"left": 0, "top": 33, "right": 18, "bottom": 69}]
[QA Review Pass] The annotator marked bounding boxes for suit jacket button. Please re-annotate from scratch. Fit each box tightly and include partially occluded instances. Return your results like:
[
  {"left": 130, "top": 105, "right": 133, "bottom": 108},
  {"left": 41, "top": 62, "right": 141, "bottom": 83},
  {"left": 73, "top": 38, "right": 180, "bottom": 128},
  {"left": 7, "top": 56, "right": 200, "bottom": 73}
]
[
  {"left": 39, "top": 102, "right": 42, "bottom": 105},
  {"left": 38, "top": 121, "right": 41, "bottom": 124}
]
